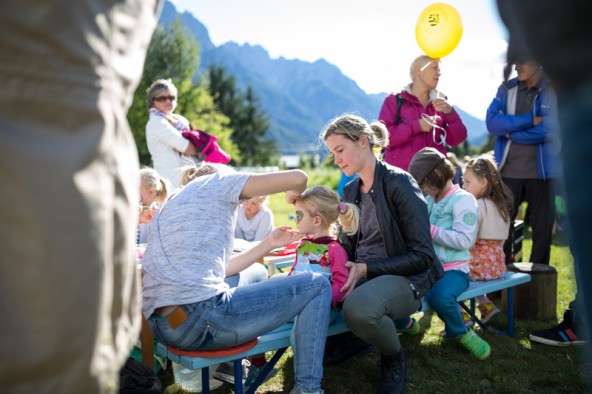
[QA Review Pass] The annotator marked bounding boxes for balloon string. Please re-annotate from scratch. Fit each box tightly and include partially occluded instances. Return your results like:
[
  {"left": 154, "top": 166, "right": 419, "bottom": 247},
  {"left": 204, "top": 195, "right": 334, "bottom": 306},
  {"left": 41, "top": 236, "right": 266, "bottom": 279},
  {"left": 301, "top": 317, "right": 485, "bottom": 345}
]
[
  {"left": 421, "top": 113, "right": 448, "bottom": 147},
  {"left": 420, "top": 61, "right": 433, "bottom": 72}
]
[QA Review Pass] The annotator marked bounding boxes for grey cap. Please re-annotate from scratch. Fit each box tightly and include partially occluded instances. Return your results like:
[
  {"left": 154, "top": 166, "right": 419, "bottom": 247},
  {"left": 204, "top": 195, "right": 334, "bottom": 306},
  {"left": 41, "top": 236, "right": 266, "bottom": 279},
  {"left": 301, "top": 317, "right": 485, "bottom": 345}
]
[{"left": 408, "top": 147, "right": 446, "bottom": 184}]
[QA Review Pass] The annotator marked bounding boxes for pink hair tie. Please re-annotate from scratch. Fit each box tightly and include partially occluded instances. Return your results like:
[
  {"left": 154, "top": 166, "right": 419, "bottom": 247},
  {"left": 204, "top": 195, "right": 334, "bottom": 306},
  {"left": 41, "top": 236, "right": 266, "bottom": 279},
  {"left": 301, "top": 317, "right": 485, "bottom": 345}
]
[{"left": 338, "top": 202, "right": 348, "bottom": 214}]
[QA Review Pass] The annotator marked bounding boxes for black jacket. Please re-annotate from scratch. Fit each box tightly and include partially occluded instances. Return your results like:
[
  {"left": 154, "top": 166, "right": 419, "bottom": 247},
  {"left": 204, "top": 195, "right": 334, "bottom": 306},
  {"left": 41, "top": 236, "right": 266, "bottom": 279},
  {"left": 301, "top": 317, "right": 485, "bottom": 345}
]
[{"left": 342, "top": 160, "right": 443, "bottom": 298}]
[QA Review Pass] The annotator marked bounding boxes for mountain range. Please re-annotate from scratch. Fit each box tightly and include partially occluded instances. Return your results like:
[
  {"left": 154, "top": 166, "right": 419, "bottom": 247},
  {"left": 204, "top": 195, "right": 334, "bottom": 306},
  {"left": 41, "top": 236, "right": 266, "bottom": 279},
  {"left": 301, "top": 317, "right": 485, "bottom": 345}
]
[{"left": 159, "top": 1, "right": 489, "bottom": 154}]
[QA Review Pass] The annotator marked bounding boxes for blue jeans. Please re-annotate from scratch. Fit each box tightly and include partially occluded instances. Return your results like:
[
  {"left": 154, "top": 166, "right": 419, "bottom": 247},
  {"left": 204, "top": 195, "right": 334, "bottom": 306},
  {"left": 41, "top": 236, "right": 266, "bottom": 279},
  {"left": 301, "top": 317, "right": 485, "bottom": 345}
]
[
  {"left": 148, "top": 272, "right": 331, "bottom": 392},
  {"left": 424, "top": 270, "right": 470, "bottom": 337},
  {"left": 224, "top": 262, "right": 268, "bottom": 288}
]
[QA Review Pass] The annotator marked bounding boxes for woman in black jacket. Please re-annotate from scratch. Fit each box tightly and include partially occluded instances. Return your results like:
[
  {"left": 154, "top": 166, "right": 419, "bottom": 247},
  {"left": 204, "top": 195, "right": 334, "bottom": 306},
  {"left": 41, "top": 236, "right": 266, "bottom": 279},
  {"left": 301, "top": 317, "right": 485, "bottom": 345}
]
[{"left": 321, "top": 114, "right": 443, "bottom": 394}]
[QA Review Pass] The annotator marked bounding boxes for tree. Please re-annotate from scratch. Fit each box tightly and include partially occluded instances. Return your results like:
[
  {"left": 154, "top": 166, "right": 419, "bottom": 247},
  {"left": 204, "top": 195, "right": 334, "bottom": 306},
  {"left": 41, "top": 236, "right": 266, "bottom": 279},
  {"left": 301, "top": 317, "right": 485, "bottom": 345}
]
[
  {"left": 207, "top": 65, "right": 278, "bottom": 166},
  {"left": 127, "top": 19, "right": 238, "bottom": 166}
]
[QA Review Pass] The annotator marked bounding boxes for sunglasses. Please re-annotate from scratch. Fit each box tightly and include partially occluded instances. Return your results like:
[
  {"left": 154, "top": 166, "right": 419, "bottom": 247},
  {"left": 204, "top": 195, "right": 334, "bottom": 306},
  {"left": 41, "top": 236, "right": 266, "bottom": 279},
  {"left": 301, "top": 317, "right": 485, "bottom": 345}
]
[{"left": 153, "top": 95, "right": 176, "bottom": 102}]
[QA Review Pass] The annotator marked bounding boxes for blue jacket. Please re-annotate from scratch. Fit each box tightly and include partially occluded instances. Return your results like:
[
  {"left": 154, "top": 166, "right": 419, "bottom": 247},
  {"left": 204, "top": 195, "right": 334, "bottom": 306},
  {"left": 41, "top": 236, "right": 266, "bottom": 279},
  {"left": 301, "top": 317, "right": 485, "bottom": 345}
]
[{"left": 485, "top": 75, "right": 561, "bottom": 180}]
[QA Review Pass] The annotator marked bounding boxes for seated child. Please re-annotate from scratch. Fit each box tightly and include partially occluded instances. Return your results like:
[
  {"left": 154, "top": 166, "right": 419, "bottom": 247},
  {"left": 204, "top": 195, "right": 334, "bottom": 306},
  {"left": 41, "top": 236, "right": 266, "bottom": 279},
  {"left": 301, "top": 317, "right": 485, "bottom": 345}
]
[
  {"left": 408, "top": 147, "right": 490, "bottom": 360},
  {"left": 289, "top": 186, "right": 359, "bottom": 308},
  {"left": 463, "top": 155, "right": 513, "bottom": 324},
  {"left": 234, "top": 196, "right": 275, "bottom": 242},
  {"left": 138, "top": 167, "right": 169, "bottom": 244}
]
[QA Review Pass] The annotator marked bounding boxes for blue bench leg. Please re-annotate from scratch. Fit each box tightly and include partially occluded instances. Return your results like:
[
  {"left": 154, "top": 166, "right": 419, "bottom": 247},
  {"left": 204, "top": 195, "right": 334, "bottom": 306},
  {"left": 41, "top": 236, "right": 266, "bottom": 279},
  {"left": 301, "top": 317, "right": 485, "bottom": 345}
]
[
  {"left": 234, "top": 359, "right": 243, "bottom": 394},
  {"left": 202, "top": 367, "right": 210, "bottom": 393},
  {"left": 245, "top": 347, "right": 288, "bottom": 394},
  {"left": 507, "top": 287, "right": 514, "bottom": 337},
  {"left": 460, "top": 302, "right": 488, "bottom": 332}
]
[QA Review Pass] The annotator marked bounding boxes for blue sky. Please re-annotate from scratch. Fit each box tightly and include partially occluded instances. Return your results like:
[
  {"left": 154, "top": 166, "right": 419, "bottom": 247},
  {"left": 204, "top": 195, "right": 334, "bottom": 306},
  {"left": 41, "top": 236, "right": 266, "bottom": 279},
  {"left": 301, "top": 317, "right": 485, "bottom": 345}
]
[{"left": 169, "top": 0, "right": 509, "bottom": 120}]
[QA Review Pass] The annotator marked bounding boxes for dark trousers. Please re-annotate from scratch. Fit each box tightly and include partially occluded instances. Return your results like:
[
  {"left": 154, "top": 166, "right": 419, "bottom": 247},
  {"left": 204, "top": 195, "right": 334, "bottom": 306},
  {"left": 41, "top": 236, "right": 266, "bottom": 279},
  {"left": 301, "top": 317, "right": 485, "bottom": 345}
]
[{"left": 503, "top": 177, "right": 556, "bottom": 265}]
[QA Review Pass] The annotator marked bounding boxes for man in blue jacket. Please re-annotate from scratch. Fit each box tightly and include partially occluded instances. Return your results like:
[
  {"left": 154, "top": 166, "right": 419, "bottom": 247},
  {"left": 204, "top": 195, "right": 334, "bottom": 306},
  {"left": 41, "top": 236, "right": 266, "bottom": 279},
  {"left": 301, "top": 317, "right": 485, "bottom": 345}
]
[{"left": 486, "top": 58, "right": 561, "bottom": 266}]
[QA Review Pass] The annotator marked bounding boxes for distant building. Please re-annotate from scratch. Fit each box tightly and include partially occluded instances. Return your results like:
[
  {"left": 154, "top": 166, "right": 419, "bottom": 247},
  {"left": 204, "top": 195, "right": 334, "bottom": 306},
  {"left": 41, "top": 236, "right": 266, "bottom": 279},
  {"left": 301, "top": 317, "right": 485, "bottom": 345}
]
[
  {"left": 280, "top": 154, "right": 320, "bottom": 169},
  {"left": 280, "top": 155, "right": 301, "bottom": 169}
]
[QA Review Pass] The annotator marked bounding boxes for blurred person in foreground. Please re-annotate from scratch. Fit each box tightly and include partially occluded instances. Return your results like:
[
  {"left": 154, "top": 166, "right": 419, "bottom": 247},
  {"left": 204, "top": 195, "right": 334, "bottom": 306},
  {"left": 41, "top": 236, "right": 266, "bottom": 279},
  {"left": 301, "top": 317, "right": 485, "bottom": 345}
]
[
  {"left": 496, "top": 0, "right": 592, "bottom": 376},
  {"left": 0, "top": 1, "right": 161, "bottom": 392}
]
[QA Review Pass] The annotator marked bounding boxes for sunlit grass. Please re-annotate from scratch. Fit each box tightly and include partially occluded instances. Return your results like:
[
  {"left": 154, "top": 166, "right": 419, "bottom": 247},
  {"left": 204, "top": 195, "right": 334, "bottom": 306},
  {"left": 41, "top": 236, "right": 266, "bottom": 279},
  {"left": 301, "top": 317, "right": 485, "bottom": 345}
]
[{"left": 159, "top": 170, "right": 585, "bottom": 393}]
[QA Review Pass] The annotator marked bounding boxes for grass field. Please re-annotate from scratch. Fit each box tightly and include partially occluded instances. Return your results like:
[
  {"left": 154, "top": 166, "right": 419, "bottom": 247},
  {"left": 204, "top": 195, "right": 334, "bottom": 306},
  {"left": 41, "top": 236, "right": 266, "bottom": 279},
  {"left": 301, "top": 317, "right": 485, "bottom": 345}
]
[{"left": 158, "top": 169, "right": 588, "bottom": 393}]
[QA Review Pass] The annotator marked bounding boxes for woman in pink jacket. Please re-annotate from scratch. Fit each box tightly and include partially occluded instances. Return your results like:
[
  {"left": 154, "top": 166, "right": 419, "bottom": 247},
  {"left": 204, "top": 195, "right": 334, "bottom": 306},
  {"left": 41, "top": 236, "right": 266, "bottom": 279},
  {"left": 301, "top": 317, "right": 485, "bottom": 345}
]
[{"left": 378, "top": 55, "right": 467, "bottom": 171}]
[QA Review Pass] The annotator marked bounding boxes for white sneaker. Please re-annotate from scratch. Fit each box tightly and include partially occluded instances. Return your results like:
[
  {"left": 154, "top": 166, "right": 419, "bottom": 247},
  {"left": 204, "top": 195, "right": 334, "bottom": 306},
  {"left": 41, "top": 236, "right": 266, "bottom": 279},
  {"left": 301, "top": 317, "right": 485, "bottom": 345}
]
[{"left": 213, "top": 360, "right": 249, "bottom": 385}]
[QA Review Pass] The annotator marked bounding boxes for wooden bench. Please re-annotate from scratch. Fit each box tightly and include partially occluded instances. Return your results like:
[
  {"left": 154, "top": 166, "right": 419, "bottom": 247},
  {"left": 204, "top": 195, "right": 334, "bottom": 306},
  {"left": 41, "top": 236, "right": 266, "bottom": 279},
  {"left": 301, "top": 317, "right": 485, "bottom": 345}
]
[
  {"left": 143, "top": 270, "right": 530, "bottom": 393},
  {"left": 421, "top": 271, "right": 531, "bottom": 336}
]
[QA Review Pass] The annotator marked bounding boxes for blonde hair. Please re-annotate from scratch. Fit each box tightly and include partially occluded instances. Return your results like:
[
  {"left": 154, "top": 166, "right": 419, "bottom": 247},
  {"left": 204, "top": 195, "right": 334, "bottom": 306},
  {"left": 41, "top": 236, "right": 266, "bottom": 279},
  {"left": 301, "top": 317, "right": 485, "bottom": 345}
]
[
  {"left": 410, "top": 55, "right": 437, "bottom": 80},
  {"left": 298, "top": 186, "right": 360, "bottom": 235},
  {"left": 249, "top": 195, "right": 269, "bottom": 205},
  {"left": 465, "top": 155, "right": 513, "bottom": 222},
  {"left": 320, "top": 114, "right": 389, "bottom": 150},
  {"left": 177, "top": 163, "right": 231, "bottom": 186},
  {"left": 139, "top": 168, "right": 169, "bottom": 204}
]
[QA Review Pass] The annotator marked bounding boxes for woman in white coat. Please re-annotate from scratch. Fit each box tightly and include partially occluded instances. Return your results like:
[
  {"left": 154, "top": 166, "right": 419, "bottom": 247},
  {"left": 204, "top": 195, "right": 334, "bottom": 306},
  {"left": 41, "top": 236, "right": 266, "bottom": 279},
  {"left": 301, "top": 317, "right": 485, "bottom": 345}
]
[{"left": 145, "top": 79, "right": 198, "bottom": 187}]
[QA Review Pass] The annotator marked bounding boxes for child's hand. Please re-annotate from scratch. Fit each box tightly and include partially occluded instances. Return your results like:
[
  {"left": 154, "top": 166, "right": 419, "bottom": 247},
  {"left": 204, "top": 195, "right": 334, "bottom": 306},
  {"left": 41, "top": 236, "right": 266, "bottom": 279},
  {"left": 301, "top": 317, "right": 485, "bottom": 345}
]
[
  {"left": 139, "top": 203, "right": 158, "bottom": 224},
  {"left": 266, "top": 226, "right": 305, "bottom": 249},
  {"left": 139, "top": 207, "right": 156, "bottom": 224}
]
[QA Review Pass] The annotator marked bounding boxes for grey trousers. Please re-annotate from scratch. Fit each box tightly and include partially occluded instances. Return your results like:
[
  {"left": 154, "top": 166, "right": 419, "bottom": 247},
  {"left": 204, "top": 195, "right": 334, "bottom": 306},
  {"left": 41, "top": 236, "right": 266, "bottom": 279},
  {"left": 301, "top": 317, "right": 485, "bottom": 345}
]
[
  {"left": 0, "top": 1, "right": 160, "bottom": 392},
  {"left": 342, "top": 275, "right": 420, "bottom": 356}
]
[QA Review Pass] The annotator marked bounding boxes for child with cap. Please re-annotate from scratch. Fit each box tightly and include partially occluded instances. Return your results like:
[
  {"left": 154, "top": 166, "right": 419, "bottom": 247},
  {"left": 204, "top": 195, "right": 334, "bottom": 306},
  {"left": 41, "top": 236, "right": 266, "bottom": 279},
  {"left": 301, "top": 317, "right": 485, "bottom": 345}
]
[{"left": 408, "top": 147, "right": 491, "bottom": 360}]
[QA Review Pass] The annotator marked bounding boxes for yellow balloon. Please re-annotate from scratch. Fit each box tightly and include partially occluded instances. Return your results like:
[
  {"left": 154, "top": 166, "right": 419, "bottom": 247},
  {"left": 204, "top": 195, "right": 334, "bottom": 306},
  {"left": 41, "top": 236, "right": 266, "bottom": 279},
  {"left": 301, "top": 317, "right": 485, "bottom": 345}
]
[{"left": 415, "top": 3, "right": 463, "bottom": 59}]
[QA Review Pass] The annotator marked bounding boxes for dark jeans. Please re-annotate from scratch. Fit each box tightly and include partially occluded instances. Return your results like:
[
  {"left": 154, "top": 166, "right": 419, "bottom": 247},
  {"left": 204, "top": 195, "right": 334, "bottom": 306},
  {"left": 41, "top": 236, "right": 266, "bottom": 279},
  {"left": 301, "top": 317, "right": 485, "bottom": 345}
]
[{"left": 503, "top": 177, "right": 555, "bottom": 265}]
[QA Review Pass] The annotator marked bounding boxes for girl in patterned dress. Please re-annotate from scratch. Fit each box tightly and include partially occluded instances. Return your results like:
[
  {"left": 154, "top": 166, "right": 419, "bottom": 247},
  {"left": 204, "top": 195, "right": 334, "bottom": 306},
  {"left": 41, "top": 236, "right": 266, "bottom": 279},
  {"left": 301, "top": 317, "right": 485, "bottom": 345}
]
[{"left": 463, "top": 155, "right": 513, "bottom": 323}]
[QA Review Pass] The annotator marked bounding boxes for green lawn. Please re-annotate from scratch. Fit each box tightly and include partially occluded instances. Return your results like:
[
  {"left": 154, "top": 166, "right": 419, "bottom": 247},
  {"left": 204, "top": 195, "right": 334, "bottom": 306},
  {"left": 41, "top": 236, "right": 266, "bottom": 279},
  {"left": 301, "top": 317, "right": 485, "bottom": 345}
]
[{"left": 158, "top": 170, "right": 587, "bottom": 393}]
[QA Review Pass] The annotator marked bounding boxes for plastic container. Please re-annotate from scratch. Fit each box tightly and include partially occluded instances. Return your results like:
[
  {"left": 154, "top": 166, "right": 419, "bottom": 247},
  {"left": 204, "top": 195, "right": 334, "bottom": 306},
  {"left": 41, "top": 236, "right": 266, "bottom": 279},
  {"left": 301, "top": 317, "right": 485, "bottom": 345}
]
[
  {"left": 294, "top": 252, "right": 312, "bottom": 273},
  {"left": 172, "top": 361, "right": 223, "bottom": 393}
]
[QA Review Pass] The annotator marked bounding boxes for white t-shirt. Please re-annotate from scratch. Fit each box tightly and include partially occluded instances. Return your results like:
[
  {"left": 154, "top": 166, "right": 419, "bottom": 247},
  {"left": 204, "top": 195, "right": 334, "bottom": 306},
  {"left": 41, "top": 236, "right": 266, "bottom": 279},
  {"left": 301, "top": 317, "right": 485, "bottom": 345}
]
[
  {"left": 141, "top": 171, "right": 250, "bottom": 319},
  {"left": 476, "top": 198, "right": 510, "bottom": 240},
  {"left": 234, "top": 205, "right": 274, "bottom": 242}
]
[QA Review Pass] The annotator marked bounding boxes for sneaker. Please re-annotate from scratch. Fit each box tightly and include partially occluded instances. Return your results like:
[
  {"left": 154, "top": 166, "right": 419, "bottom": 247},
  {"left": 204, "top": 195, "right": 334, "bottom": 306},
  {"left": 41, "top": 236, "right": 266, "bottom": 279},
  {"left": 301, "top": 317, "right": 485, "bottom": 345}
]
[
  {"left": 461, "top": 310, "right": 475, "bottom": 327},
  {"left": 459, "top": 329, "right": 491, "bottom": 360},
  {"left": 398, "top": 317, "right": 420, "bottom": 336},
  {"left": 378, "top": 351, "right": 407, "bottom": 394},
  {"left": 478, "top": 302, "right": 501, "bottom": 325},
  {"left": 214, "top": 360, "right": 249, "bottom": 385},
  {"left": 530, "top": 319, "right": 587, "bottom": 346},
  {"left": 244, "top": 364, "right": 278, "bottom": 387}
]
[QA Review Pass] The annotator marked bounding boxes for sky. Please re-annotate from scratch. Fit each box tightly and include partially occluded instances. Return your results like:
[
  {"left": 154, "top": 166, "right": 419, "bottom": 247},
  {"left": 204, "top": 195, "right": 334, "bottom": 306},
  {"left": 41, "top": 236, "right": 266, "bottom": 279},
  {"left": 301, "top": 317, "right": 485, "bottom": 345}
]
[{"left": 169, "top": 0, "right": 509, "bottom": 120}]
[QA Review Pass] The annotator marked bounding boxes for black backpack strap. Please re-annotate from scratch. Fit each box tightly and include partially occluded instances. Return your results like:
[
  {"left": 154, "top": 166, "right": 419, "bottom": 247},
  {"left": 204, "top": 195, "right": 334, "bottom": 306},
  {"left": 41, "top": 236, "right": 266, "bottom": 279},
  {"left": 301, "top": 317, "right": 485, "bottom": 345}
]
[
  {"left": 381, "top": 93, "right": 406, "bottom": 160},
  {"left": 395, "top": 93, "right": 405, "bottom": 125}
]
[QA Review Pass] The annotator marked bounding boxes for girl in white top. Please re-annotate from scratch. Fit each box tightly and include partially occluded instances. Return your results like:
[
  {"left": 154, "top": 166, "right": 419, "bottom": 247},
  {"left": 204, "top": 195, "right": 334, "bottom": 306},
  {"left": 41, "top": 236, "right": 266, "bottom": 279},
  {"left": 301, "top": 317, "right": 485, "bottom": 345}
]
[
  {"left": 145, "top": 79, "right": 199, "bottom": 186},
  {"left": 463, "top": 155, "right": 513, "bottom": 324},
  {"left": 235, "top": 196, "right": 275, "bottom": 242}
]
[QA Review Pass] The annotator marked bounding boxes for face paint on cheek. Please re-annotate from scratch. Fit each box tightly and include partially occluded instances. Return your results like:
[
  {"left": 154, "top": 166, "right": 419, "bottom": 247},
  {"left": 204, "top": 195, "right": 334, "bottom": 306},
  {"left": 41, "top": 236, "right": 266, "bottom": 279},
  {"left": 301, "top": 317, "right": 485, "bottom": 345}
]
[{"left": 295, "top": 210, "right": 304, "bottom": 224}]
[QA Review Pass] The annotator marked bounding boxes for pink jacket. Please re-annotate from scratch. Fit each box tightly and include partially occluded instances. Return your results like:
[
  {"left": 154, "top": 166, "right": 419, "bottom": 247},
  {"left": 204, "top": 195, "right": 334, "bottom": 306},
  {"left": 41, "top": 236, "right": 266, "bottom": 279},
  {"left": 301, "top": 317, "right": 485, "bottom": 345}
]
[{"left": 378, "top": 89, "right": 467, "bottom": 171}]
